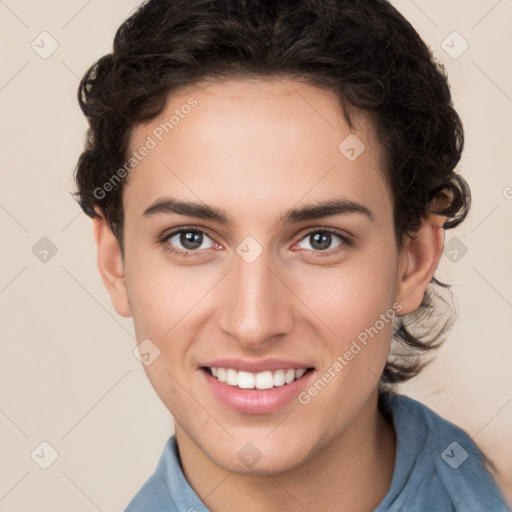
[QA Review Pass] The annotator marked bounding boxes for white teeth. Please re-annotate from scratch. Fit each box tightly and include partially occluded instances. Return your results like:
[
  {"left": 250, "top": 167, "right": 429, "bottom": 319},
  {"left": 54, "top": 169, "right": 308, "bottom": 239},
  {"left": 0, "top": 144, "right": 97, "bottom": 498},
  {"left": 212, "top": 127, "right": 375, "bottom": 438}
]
[
  {"left": 285, "top": 369, "right": 296, "bottom": 384},
  {"left": 295, "top": 368, "right": 306, "bottom": 379},
  {"left": 226, "top": 368, "right": 238, "bottom": 386},
  {"left": 208, "top": 367, "right": 309, "bottom": 389},
  {"left": 255, "top": 371, "right": 273, "bottom": 389},
  {"left": 273, "top": 369, "right": 286, "bottom": 387},
  {"left": 237, "top": 371, "right": 255, "bottom": 389},
  {"left": 217, "top": 368, "right": 226, "bottom": 383}
]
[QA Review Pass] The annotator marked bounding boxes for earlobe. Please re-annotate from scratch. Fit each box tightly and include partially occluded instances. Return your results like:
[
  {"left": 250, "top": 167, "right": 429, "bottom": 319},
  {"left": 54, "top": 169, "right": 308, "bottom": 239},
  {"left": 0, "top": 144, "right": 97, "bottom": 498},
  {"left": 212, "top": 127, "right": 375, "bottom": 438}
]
[
  {"left": 92, "top": 213, "right": 132, "bottom": 318},
  {"left": 395, "top": 214, "right": 445, "bottom": 315}
]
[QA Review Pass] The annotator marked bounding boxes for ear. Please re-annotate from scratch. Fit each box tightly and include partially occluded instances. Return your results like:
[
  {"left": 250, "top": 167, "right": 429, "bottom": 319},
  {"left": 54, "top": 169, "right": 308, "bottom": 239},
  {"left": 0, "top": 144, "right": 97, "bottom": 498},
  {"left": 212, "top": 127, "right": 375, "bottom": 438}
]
[
  {"left": 395, "top": 213, "right": 445, "bottom": 315},
  {"left": 92, "top": 211, "right": 132, "bottom": 318}
]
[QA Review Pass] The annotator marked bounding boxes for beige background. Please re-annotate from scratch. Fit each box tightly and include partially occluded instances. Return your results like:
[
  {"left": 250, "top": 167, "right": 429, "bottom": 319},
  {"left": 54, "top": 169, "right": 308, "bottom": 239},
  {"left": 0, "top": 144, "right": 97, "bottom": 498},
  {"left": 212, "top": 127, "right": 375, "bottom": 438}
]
[{"left": 1, "top": 0, "right": 511, "bottom": 510}]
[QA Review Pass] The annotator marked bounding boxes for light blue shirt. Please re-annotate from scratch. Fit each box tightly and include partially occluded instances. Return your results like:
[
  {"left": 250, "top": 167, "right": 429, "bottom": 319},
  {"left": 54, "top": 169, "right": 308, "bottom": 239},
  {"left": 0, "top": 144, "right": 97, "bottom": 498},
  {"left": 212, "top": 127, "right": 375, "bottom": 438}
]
[{"left": 125, "top": 394, "right": 510, "bottom": 511}]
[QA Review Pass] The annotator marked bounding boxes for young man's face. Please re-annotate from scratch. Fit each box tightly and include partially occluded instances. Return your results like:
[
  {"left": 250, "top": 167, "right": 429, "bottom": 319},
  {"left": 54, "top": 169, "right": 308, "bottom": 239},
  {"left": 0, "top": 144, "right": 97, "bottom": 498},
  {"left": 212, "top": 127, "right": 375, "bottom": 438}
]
[{"left": 97, "top": 77, "right": 427, "bottom": 473}]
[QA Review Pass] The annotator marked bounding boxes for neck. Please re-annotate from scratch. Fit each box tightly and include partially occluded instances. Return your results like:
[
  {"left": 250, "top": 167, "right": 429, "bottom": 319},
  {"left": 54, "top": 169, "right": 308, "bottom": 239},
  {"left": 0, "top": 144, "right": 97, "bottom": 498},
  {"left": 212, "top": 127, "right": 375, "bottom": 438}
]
[{"left": 175, "top": 390, "right": 396, "bottom": 512}]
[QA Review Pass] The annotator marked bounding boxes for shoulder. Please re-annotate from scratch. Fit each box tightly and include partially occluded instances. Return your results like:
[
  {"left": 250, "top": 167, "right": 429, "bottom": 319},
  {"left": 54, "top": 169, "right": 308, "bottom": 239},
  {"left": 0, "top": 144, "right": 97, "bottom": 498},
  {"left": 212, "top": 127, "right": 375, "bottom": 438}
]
[
  {"left": 379, "top": 393, "right": 509, "bottom": 512},
  {"left": 124, "top": 437, "right": 209, "bottom": 512},
  {"left": 123, "top": 438, "right": 180, "bottom": 512},
  {"left": 124, "top": 471, "right": 176, "bottom": 512}
]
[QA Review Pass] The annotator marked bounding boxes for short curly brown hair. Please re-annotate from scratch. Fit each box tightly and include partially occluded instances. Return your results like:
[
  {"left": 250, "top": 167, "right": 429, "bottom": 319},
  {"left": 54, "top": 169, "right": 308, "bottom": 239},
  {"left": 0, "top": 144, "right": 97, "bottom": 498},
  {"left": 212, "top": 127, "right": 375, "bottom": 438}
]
[{"left": 73, "top": 0, "right": 470, "bottom": 393}]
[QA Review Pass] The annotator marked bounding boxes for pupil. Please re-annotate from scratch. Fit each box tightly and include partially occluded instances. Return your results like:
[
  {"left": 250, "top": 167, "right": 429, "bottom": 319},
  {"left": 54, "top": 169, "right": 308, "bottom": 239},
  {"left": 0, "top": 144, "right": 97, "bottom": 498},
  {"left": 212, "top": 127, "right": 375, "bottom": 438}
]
[
  {"left": 181, "top": 231, "right": 202, "bottom": 249},
  {"left": 311, "top": 232, "right": 331, "bottom": 250}
]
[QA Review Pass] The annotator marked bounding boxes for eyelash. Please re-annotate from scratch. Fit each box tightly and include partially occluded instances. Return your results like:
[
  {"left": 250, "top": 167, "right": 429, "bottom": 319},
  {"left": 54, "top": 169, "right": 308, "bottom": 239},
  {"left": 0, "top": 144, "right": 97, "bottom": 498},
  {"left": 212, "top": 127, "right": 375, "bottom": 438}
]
[{"left": 158, "top": 226, "right": 353, "bottom": 259}]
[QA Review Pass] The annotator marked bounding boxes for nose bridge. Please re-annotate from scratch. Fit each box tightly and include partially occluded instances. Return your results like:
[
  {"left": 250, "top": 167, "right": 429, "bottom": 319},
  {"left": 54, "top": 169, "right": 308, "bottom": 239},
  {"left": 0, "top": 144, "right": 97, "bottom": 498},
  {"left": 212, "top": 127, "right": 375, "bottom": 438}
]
[{"left": 218, "top": 247, "right": 293, "bottom": 347}]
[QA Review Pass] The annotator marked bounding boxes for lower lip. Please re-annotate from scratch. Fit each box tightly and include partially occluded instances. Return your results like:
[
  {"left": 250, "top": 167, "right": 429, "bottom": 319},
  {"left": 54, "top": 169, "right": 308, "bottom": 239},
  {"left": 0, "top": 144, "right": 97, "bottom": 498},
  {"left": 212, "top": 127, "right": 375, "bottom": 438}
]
[{"left": 201, "top": 368, "right": 315, "bottom": 415}]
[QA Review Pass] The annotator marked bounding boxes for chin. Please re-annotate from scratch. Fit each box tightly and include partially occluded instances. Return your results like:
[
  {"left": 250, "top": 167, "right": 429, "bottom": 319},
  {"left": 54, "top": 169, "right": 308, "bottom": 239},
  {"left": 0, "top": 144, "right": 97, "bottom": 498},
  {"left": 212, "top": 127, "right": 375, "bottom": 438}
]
[{"left": 201, "top": 432, "right": 315, "bottom": 475}]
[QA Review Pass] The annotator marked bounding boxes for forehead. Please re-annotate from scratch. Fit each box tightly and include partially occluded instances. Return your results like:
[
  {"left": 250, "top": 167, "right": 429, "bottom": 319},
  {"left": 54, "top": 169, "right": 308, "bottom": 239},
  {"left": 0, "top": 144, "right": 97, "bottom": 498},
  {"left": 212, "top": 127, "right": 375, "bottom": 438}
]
[{"left": 124, "top": 77, "right": 390, "bottom": 223}]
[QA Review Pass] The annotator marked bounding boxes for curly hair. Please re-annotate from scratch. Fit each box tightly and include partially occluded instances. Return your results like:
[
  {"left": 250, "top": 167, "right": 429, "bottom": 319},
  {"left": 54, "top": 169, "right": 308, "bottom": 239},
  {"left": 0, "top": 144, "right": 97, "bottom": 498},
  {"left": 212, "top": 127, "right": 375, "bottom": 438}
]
[{"left": 73, "top": 0, "right": 470, "bottom": 393}]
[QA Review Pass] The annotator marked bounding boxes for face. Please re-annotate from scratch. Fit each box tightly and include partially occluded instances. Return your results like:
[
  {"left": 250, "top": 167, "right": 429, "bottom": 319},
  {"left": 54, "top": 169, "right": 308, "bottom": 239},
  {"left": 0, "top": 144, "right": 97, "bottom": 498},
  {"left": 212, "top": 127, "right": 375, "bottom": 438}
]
[{"left": 101, "top": 77, "right": 420, "bottom": 474}]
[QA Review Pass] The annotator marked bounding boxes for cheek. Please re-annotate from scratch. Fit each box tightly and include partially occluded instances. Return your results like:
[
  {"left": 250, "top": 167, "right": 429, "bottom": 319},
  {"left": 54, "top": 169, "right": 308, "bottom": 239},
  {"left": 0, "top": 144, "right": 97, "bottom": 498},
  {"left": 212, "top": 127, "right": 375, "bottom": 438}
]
[
  {"left": 124, "top": 244, "right": 210, "bottom": 339},
  {"left": 289, "top": 247, "right": 398, "bottom": 402},
  {"left": 293, "top": 264, "right": 397, "bottom": 419},
  {"left": 295, "top": 250, "right": 398, "bottom": 341},
  {"left": 123, "top": 251, "right": 205, "bottom": 411},
  {"left": 126, "top": 273, "right": 176, "bottom": 339}
]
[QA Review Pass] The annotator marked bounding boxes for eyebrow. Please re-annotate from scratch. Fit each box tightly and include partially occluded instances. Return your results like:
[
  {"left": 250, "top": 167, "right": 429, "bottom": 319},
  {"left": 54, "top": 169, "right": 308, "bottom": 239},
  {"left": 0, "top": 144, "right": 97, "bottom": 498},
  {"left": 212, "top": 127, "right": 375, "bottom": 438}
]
[{"left": 142, "top": 196, "right": 374, "bottom": 224}]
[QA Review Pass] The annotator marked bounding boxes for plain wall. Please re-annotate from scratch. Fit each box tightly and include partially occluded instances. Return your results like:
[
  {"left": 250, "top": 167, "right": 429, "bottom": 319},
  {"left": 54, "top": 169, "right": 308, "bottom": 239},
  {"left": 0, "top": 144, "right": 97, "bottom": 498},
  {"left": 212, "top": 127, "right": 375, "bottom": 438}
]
[{"left": 1, "top": 0, "right": 511, "bottom": 510}]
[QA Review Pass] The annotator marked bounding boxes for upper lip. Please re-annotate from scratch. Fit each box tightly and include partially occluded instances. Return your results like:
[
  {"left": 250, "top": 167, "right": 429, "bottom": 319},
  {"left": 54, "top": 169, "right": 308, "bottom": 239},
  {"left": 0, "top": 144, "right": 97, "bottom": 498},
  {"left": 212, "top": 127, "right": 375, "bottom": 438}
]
[{"left": 201, "top": 358, "right": 314, "bottom": 373}]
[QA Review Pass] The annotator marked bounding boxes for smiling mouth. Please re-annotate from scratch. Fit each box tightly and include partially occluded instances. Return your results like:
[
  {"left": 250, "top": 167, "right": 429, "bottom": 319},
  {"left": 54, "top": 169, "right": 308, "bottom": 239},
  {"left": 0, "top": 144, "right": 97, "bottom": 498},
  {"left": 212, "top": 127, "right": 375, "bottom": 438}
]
[{"left": 203, "top": 367, "right": 314, "bottom": 390}]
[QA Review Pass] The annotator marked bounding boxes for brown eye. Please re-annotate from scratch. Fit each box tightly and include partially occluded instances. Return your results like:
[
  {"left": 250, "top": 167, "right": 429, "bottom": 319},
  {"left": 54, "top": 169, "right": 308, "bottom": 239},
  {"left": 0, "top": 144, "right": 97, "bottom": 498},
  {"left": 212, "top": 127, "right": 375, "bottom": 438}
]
[
  {"left": 297, "top": 230, "right": 347, "bottom": 252},
  {"left": 163, "top": 229, "right": 215, "bottom": 253}
]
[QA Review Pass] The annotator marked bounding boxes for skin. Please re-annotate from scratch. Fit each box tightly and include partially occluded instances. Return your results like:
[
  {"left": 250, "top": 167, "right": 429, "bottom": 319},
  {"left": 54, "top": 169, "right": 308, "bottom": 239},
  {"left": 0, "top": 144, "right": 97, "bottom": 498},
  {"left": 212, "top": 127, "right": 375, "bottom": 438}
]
[{"left": 93, "top": 77, "right": 445, "bottom": 511}]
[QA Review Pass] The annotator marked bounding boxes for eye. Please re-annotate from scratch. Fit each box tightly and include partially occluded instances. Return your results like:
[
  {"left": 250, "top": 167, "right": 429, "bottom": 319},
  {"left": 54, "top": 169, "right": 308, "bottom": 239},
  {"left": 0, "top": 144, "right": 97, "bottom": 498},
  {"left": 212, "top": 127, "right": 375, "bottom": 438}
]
[
  {"left": 161, "top": 227, "right": 216, "bottom": 256},
  {"left": 295, "top": 229, "right": 350, "bottom": 253}
]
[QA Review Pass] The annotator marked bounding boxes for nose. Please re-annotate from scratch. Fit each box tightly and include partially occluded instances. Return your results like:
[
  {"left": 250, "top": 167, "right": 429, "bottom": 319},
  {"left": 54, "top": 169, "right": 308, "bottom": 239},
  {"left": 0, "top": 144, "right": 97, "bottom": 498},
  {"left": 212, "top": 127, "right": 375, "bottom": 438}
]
[{"left": 216, "top": 248, "right": 295, "bottom": 350}]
